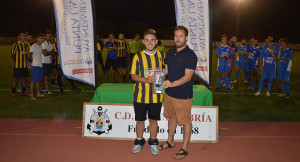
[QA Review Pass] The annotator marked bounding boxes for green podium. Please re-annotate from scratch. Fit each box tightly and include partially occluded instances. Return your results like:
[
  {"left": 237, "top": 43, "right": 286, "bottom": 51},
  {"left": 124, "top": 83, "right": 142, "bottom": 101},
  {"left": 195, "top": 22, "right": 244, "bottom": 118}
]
[{"left": 91, "top": 83, "right": 213, "bottom": 106}]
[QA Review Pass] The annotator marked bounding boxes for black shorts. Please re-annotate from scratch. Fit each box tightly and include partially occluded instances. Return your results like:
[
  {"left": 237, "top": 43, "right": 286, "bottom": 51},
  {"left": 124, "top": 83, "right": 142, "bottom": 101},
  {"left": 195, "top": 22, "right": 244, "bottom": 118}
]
[
  {"left": 97, "top": 53, "right": 104, "bottom": 65},
  {"left": 13, "top": 68, "right": 29, "bottom": 78},
  {"left": 117, "top": 57, "right": 127, "bottom": 68},
  {"left": 43, "top": 63, "right": 52, "bottom": 76},
  {"left": 133, "top": 102, "right": 162, "bottom": 121},
  {"left": 105, "top": 58, "right": 118, "bottom": 70}
]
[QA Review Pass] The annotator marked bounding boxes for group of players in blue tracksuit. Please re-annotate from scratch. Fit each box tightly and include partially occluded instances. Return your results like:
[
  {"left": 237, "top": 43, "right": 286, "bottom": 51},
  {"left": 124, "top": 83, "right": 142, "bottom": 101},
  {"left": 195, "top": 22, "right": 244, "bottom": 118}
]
[{"left": 215, "top": 35, "right": 293, "bottom": 98}]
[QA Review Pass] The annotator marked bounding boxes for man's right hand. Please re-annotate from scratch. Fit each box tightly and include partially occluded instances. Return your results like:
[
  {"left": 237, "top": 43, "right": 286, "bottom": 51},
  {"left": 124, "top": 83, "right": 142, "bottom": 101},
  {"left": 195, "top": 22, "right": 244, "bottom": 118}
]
[{"left": 146, "top": 76, "right": 156, "bottom": 83}]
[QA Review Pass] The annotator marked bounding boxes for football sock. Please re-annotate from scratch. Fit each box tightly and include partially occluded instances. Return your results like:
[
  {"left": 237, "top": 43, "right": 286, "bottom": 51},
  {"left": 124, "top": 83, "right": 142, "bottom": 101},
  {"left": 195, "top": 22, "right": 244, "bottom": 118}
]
[
  {"left": 258, "top": 80, "right": 263, "bottom": 92},
  {"left": 281, "top": 81, "right": 286, "bottom": 94},
  {"left": 244, "top": 71, "right": 249, "bottom": 80},
  {"left": 286, "top": 81, "right": 290, "bottom": 95},
  {"left": 217, "top": 77, "right": 221, "bottom": 89},
  {"left": 235, "top": 71, "right": 239, "bottom": 81},
  {"left": 225, "top": 77, "right": 229, "bottom": 89},
  {"left": 253, "top": 82, "right": 256, "bottom": 88},
  {"left": 268, "top": 80, "right": 273, "bottom": 92}
]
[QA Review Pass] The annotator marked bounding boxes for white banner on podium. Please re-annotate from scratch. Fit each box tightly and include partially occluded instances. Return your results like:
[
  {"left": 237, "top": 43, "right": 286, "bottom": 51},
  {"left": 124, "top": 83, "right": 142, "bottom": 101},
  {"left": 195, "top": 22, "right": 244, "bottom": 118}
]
[{"left": 82, "top": 103, "right": 218, "bottom": 143}]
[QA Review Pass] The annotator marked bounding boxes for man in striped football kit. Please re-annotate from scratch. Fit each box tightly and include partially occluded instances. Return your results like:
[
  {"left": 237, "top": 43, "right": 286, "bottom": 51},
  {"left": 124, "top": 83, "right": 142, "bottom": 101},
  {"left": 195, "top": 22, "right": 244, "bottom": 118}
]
[
  {"left": 130, "top": 29, "right": 164, "bottom": 156},
  {"left": 11, "top": 32, "right": 31, "bottom": 98},
  {"left": 117, "top": 33, "right": 129, "bottom": 82}
]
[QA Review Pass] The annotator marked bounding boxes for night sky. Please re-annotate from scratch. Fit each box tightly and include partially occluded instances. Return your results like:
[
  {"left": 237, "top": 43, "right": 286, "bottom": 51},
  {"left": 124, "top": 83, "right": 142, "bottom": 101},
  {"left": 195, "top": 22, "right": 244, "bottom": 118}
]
[{"left": 0, "top": 0, "right": 299, "bottom": 42}]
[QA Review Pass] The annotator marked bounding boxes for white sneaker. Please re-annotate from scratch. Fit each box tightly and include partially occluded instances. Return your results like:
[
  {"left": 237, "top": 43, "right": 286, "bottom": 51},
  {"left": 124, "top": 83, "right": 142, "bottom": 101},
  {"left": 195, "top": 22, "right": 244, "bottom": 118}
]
[
  {"left": 150, "top": 145, "right": 159, "bottom": 156},
  {"left": 132, "top": 145, "right": 143, "bottom": 154},
  {"left": 266, "top": 92, "right": 270, "bottom": 96},
  {"left": 254, "top": 91, "right": 261, "bottom": 96}
]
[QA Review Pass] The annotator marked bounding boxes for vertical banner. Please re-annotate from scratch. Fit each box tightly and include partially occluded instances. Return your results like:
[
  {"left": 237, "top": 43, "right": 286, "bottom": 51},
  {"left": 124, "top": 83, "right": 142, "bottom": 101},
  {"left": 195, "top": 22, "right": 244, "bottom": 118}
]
[
  {"left": 175, "top": 0, "right": 211, "bottom": 85},
  {"left": 53, "top": 0, "right": 96, "bottom": 87}
]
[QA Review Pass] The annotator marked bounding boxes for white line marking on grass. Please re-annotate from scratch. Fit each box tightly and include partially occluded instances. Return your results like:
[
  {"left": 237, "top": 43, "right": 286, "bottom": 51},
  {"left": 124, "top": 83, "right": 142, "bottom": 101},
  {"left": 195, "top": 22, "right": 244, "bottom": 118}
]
[{"left": 0, "top": 89, "right": 95, "bottom": 92}]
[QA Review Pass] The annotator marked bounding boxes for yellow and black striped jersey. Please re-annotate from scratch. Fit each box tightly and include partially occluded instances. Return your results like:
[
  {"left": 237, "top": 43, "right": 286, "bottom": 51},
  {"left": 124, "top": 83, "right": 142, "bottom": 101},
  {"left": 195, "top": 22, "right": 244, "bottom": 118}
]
[
  {"left": 130, "top": 49, "right": 165, "bottom": 104},
  {"left": 52, "top": 38, "right": 60, "bottom": 65},
  {"left": 11, "top": 41, "right": 30, "bottom": 68},
  {"left": 97, "top": 42, "right": 102, "bottom": 51},
  {"left": 117, "top": 40, "right": 127, "bottom": 58}
]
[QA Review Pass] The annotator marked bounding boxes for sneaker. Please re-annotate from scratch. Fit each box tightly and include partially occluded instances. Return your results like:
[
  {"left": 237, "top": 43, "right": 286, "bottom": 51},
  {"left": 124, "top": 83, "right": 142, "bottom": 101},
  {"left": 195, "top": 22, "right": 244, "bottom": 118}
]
[
  {"left": 278, "top": 94, "right": 286, "bottom": 97},
  {"left": 244, "top": 80, "right": 250, "bottom": 83},
  {"left": 246, "top": 86, "right": 251, "bottom": 90},
  {"left": 214, "top": 88, "right": 220, "bottom": 91},
  {"left": 10, "top": 93, "right": 16, "bottom": 99},
  {"left": 220, "top": 80, "right": 223, "bottom": 84},
  {"left": 150, "top": 145, "right": 159, "bottom": 156},
  {"left": 285, "top": 95, "right": 290, "bottom": 99},
  {"left": 233, "top": 80, "right": 238, "bottom": 84},
  {"left": 222, "top": 84, "right": 225, "bottom": 87},
  {"left": 228, "top": 85, "right": 234, "bottom": 90},
  {"left": 254, "top": 91, "right": 261, "bottom": 96},
  {"left": 266, "top": 92, "right": 271, "bottom": 96},
  {"left": 132, "top": 145, "right": 143, "bottom": 154},
  {"left": 51, "top": 84, "right": 58, "bottom": 88},
  {"left": 17, "top": 89, "right": 21, "bottom": 93}
]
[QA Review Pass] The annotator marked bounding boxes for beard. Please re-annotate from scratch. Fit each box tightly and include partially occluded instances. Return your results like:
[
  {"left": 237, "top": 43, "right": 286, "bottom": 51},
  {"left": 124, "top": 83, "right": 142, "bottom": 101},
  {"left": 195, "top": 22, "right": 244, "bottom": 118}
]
[{"left": 175, "top": 41, "right": 185, "bottom": 48}]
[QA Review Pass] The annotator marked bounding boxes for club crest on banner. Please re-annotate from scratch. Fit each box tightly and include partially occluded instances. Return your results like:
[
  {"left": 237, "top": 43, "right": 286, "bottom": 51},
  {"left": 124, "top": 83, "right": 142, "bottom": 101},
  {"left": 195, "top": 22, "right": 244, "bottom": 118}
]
[{"left": 87, "top": 106, "right": 112, "bottom": 135}]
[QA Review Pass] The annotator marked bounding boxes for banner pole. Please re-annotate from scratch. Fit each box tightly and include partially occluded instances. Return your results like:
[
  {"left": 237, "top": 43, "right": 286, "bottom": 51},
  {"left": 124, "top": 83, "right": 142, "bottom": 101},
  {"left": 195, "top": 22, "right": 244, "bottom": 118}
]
[{"left": 91, "top": 0, "right": 98, "bottom": 88}]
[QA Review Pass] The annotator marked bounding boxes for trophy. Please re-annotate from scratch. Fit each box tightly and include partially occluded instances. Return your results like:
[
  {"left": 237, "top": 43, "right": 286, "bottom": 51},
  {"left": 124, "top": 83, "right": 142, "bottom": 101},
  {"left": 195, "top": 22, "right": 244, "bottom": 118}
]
[{"left": 153, "top": 71, "right": 165, "bottom": 94}]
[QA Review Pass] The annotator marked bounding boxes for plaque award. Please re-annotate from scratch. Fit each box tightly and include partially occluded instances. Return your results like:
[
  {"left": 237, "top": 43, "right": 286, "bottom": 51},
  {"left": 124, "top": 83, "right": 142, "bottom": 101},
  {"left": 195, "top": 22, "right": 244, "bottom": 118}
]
[{"left": 153, "top": 71, "right": 165, "bottom": 94}]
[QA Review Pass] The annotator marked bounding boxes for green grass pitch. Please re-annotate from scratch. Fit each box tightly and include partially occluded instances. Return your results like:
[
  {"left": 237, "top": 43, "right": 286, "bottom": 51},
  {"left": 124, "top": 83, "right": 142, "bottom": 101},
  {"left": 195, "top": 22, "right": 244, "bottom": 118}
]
[{"left": 0, "top": 45, "right": 299, "bottom": 121}]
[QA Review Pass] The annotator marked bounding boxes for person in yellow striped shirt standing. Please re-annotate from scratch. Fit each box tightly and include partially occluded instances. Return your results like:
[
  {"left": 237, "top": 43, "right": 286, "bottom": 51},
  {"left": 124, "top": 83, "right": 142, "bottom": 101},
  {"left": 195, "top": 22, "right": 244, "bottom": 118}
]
[
  {"left": 130, "top": 29, "right": 165, "bottom": 156},
  {"left": 11, "top": 32, "right": 31, "bottom": 98},
  {"left": 117, "top": 33, "right": 129, "bottom": 82},
  {"left": 52, "top": 36, "right": 64, "bottom": 94}
]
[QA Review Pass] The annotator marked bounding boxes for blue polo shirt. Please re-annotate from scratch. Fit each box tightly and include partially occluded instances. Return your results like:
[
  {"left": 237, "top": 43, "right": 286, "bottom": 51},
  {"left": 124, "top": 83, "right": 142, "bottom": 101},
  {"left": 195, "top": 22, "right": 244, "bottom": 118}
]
[
  {"left": 165, "top": 46, "right": 197, "bottom": 99},
  {"left": 105, "top": 41, "right": 118, "bottom": 60}
]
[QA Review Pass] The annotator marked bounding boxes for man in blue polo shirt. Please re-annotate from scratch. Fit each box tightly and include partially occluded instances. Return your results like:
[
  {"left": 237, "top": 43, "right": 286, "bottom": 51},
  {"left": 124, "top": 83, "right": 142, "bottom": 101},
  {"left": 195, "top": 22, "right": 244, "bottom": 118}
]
[
  {"left": 247, "top": 39, "right": 260, "bottom": 90},
  {"left": 215, "top": 34, "right": 233, "bottom": 91},
  {"left": 255, "top": 40, "right": 277, "bottom": 96},
  {"left": 160, "top": 25, "right": 197, "bottom": 160},
  {"left": 234, "top": 38, "right": 249, "bottom": 83},
  {"left": 277, "top": 38, "right": 293, "bottom": 98},
  {"left": 105, "top": 33, "right": 118, "bottom": 83}
]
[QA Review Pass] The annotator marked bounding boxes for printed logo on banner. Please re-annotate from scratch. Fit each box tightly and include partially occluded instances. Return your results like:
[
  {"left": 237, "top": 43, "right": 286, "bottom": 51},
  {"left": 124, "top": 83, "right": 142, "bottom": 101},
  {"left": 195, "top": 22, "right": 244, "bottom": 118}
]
[
  {"left": 85, "top": 58, "right": 93, "bottom": 65},
  {"left": 198, "top": 56, "right": 208, "bottom": 63},
  {"left": 87, "top": 106, "right": 112, "bottom": 135}
]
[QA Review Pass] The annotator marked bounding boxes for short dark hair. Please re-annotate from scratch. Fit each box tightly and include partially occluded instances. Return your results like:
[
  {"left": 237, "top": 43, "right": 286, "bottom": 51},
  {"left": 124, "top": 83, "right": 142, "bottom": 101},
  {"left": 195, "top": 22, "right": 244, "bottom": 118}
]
[
  {"left": 221, "top": 34, "right": 227, "bottom": 39},
  {"left": 36, "top": 33, "right": 44, "bottom": 38},
  {"left": 269, "top": 40, "right": 275, "bottom": 43},
  {"left": 241, "top": 38, "right": 247, "bottom": 41},
  {"left": 45, "top": 31, "right": 51, "bottom": 35},
  {"left": 281, "top": 38, "right": 288, "bottom": 43},
  {"left": 19, "top": 31, "right": 26, "bottom": 36},
  {"left": 25, "top": 32, "right": 32, "bottom": 36},
  {"left": 174, "top": 26, "right": 188, "bottom": 36},
  {"left": 143, "top": 29, "right": 157, "bottom": 38}
]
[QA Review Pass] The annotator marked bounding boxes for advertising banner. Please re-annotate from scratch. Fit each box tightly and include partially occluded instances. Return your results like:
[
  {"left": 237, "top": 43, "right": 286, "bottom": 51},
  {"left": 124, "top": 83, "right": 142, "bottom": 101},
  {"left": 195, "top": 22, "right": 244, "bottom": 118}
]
[
  {"left": 175, "top": 0, "right": 211, "bottom": 85},
  {"left": 53, "top": 0, "right": 96, "bottom": 87},
  {"left": 83, "top": 103, "right": 218, "bottom": 143}
]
